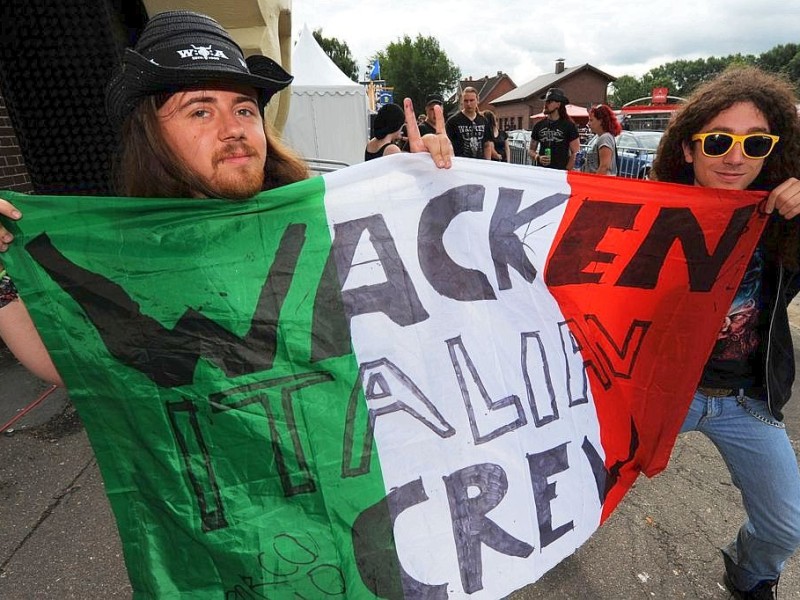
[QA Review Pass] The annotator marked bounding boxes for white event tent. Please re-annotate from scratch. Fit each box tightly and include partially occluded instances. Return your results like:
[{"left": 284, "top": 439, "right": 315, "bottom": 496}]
[{"left": 282, "top": 25, "right": 370, "bottom": 167}]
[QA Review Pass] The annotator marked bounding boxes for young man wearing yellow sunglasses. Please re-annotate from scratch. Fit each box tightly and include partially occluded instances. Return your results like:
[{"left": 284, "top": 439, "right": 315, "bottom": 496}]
[{"left": 653, "top": 67, "right": 800, "bottom": 600}]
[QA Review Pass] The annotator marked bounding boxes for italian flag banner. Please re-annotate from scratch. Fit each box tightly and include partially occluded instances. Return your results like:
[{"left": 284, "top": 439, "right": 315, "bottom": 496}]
[{"left": 2, "top": 154, "right": 765, "bottom": 598}]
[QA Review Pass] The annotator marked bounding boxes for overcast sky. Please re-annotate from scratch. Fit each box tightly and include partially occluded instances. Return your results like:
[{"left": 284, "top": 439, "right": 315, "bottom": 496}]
[{"left": 291, "top": 0, "right": 799, "bottom": 87}]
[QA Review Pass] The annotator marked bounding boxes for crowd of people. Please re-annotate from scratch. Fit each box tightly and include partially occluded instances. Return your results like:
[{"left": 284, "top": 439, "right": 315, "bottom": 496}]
[
  {"left": 367, "top": 86, "right": 515, "bottom": 163},
  {"left": 2, "top": 9, "right": 800, "bottom": 600},
  {"left": 366, "top": 84, "right": 625, "bottom": 176}
]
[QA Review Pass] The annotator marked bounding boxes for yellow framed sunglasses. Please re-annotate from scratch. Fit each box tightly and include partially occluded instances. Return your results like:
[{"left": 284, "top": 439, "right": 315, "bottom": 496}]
[{"left": 691, "top": 132, "right": 780, "bottom": 159}]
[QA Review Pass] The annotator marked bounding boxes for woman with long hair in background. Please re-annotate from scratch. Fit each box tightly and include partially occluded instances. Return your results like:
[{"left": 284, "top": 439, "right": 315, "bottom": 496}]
[{"left": 483, "top": 109, "right": 510, "bottom": 162}]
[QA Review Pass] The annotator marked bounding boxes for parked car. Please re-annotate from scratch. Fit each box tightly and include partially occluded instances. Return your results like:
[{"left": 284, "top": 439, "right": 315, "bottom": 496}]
[{"left": 579, "top": 130, "right": 663, "bottom": 179}]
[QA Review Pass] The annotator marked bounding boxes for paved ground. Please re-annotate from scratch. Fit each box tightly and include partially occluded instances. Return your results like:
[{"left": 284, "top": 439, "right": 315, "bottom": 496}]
[{"left": 2, "top": 303, "right": 800, "bottom": 599}]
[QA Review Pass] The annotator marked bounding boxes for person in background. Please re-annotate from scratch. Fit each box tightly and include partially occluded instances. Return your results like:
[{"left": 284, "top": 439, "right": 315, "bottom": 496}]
[
  {"left": 419, "top": 93, "right": 444, "bottom": 136},
  {"left": 446, "top": 86, "right": 490, "bottom": 159},
  {"left": 365, "top": 103, "right": 406, "bottom": 161},
  {"left": 483, "top": 109, "right": 509, "bottom": 162},
  {"left": 652, "top": 66, "right": 800, "bottom": 600},
  {"left": 528, "top": 87, "right": 580, "bottom": 170},
  {"left": 583, "top": 104, "right": 621, "bottom": 175}
]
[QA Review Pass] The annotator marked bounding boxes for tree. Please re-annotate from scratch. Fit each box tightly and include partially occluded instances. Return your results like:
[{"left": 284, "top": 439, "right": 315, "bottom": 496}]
[
  {"left": 312, "top": 29, "right": 359, "bottom": 82},
  {"left": 608, "top": 75, "right": 648, "bottom": 107},
  {"left": 648, "top": 58, "right": 707, "bottom": 97},
  {"left": 611, "top": 43, "right": 799, "bottom": 106},
  {"left": 758, "top": 43, "right": 800, "bottom": 86},
  {"left": 374, "top": 34, "right": 461, "bottom": 112},
  {"left": 647, "top": 54, "right": 757, "bottom": 97},
  {"left": 758, "top": 43, "right": 800, "bottom": 74}
]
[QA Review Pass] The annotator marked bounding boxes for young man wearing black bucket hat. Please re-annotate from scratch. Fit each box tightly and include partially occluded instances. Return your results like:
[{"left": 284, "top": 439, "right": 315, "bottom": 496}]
[
  {"left": 0, "top": 10, "right": 453, "bottom": 388},
  {"left": 528, "top": 87, "right": 580, "bottom": 170},
  {"left": 104, "top": 10, "right": 302, "bottom": 200}
]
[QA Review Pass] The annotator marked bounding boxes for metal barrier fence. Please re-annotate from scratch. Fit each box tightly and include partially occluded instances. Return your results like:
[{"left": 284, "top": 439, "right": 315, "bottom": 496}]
[
  {"left": 605, "top": 145, "right": 657, "bottom": 179},
  {"left": 509, "top": 144, "right": 531, "bottom": 166},
  {"left": 509, "top": 144, "right": 657, "bottom": 179}
]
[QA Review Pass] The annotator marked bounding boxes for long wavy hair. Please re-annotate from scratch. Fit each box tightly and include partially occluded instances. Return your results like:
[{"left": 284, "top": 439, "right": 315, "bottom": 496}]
[
  {"left": 113, "top": 95, "right": 309, "bottom": 199},
  {"left": 652, "top": 66, "right": 800, "bottom": 269},
  {"left": 589, "top": 104, "right": 621, "bottom": 136},
  {"left": 549, "top": 102, "right": 572, "bottom": 122},
  {"left": 483, "top": 109, "right": 498, "bottom": 132}
]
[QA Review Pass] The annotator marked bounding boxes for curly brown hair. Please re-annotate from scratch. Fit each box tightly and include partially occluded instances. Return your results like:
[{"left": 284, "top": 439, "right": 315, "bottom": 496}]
[
  {"left": 652, "top": 66, "right": 800, "bottom": 190},
  {"left": 652, "top": 66, "right": 800, "bottom": 269},
  {"left": 113, "top": 96, "right": 309, "bottom": 199}
]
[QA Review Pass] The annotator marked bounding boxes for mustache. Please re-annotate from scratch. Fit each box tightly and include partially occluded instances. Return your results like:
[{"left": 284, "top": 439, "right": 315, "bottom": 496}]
[{"left": 212, "top": 143, "right": 260, "bottom": 167}]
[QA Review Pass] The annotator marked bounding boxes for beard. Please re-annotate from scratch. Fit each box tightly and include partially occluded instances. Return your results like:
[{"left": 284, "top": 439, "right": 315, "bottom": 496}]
[{"left": 207, "top": 142, "right": 266, "bottom": 200}]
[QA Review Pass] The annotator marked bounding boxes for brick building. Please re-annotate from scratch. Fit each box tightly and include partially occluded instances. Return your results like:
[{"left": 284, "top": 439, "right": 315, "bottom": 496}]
[
  {"left": 491, "top": 60, "right": 616, "bottom": 131},
  {"left": 450, "top": 71, "right": 517, "bottom": 115},
  {"left": 0, "top": 90, "right": 32, "bottom": 194}
]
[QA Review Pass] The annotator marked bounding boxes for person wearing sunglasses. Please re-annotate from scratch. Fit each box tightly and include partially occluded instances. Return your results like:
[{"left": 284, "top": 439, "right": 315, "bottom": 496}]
[
  {"left": 529, "top": 87, "right": 580, "bottom": 170},
  {"left": 652, "top": 67, "right": 800, "bottom": 600}
]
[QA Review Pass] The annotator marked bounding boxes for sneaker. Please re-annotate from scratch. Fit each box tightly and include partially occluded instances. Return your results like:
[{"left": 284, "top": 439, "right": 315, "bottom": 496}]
[{"left": 723, "top": 572, "right": 778, "bottom": 599}]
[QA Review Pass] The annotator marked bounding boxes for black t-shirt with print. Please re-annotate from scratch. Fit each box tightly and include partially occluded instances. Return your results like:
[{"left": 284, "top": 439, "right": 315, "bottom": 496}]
[
  {"left": 700, "top": 246, "right": 767, "bottom": 390},
  {"left": 446, "top": 111, "right": 491, "bottom": 159},
  {"left": 530, "top": 118, "right": 579, "bottom": 170}
]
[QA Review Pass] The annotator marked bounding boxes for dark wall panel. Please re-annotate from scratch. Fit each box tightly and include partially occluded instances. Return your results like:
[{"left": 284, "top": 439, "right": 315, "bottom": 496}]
[{"left": 0, "top": 0, "right": 147, "bottom": 195}]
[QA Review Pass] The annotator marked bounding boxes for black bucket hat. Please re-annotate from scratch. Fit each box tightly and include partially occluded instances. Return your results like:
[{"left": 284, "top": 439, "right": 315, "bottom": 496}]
[
  {"left": 541, "top": 87, "right": 569, "bottom": 104},
  {"left": 105, "top": 10, "right": 293, "bottom": 126}
]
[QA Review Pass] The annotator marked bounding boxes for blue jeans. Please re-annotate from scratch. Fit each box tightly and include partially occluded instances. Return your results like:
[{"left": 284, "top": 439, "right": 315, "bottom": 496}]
[{"left": 680, "top": 389, "right": 800, "bottom": 589}]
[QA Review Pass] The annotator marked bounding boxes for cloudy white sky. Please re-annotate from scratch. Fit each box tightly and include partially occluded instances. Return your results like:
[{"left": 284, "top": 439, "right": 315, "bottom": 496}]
[{"left": 291, "top": 0, "right": 799, "bottom": 86}]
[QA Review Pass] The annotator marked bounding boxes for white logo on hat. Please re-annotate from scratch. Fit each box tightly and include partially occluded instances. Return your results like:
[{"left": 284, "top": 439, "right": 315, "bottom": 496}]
[{"left": 176, "top": 45, "right": 229, "bottom": 61}]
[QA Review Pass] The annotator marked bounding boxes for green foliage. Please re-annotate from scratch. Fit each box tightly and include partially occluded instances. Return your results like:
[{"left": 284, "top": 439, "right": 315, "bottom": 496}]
[
  {"left": 607, "top": 75, "right": 647, "bottom": 107},
  {"left": 757, "top": 43, "right": 800, "bottom": 81},
  {"left": 647, "top": 56, "right": 743, "bottom": 96},
  {"left": 374, "top": 34, "right": 461, "bottom": 112},
  {"left": 609, "top": 43, "right": 798, "bottom": 107},
  {"left": 312, "top": 29, "right": 359, "bottom": 81}
]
